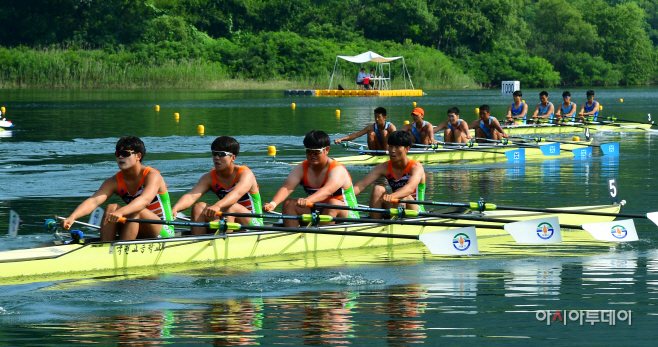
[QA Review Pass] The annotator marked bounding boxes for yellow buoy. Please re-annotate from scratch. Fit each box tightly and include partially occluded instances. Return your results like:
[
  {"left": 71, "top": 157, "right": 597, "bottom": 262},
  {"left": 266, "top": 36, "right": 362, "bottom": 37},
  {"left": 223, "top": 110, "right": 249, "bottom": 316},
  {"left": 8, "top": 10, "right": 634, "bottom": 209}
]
[
  {"left": 198, "top": 125, "right": 205, "bottom": 134},
  {"left": 267, "top": 146, "right": 277, "bottom": 156},
  {"left": 620, "top": 99, "right": 623, "bottom": 103},
  {"left": 476, "top": 108, "right": 480, "bottom": 114},
  {"left": 155, "top": 105, "right": 160, "bottom": 112},
  {"left": 174, "top": 113, "right": 180, "bottom": 120},
  {"left": 335, "top": 110, "right": 340, "bottom": 117},
  {"left": 1, "top": 106, "right": 5, "bottom": 114},
  {"left": 599, "top": 105, "right": 603, "bottom": 111},
  {"left": 522, "top": 100, "right": 525, "bottom": 104},
  {"left": 573, "top": 136, "right": 580, "bottom": 141},
  {"left": 404, "top": 120, "right": 410, "bottom": 125},
  {"left": 413, "top": 102, "right": 417, "bottom": 107},
  {"left": 291, "top": 103, "right": 296, "bottom": 109}
]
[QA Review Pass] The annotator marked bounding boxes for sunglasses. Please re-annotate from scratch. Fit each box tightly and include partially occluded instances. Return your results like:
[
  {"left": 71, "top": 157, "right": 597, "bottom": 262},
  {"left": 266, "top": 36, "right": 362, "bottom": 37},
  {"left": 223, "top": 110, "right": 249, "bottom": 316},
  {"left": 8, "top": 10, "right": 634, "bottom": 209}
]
[
  {"left": 212, "top": 150, "right": 233, "bottom": 157},
  {"left": 305, "top": 148, "right": 325, "bottom": 155},
  {"left": 115, "top": 150, "right": 136, "bottom": 158},
  {"left": 563, "top": 96, "right": 569, "bottom": 99}
]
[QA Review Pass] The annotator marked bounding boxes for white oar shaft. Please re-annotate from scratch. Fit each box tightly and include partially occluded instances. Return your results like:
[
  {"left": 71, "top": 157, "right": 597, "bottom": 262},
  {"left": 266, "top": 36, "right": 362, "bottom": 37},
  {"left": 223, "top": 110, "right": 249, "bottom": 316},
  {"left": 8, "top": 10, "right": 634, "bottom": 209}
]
[{"left": 55, "top": 216, "right": 100, "bottom": 229}]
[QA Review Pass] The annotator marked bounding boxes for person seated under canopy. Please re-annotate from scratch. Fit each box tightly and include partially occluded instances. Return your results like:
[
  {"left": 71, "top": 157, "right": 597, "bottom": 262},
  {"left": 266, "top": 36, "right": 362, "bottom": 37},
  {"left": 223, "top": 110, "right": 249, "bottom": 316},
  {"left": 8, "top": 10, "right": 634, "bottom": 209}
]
[{"left": 356, "top": 68, "right": 371, "bottom": 90}]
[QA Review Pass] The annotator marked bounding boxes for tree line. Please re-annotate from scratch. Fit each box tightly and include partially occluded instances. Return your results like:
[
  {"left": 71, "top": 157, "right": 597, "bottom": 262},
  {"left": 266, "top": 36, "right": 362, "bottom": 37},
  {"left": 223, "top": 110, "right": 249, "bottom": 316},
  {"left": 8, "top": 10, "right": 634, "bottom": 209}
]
[{"left": 1, "top": 0, "right": 656, "bottom": 88}]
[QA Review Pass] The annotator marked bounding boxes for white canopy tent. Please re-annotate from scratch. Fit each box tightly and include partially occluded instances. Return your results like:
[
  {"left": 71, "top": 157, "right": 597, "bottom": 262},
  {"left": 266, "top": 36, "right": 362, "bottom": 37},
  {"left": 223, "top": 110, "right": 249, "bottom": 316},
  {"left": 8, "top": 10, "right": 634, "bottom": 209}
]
[{"left": 328, "top": 51, "right": 414, "bottom": 91}]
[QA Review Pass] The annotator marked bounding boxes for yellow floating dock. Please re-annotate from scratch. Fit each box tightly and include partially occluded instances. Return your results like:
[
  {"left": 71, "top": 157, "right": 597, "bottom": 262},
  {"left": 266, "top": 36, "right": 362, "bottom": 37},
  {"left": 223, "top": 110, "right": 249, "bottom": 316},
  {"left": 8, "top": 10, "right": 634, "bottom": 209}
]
[{"left": 284, "top": 89, "right": 423, "bottom": 97}]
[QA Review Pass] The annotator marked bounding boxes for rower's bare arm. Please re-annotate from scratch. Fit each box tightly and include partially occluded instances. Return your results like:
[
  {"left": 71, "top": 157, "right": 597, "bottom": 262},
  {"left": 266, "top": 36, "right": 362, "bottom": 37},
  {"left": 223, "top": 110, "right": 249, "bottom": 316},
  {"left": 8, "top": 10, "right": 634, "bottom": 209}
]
[
  {"left": 388, "top": 124, "right": 397, "bottom": 132},
  {"left": 215, "top": 169, "right": 256, "bottom": 210},
  {"left": 334, "top": 125, "right": 371, "bottom": 144},
  {"left": 432, "top": 121, "right": 448, "bottom": 133},
  {"left": 62, "top": 177, "right": 116, "bottom": 228},
  {"left": 468, "top": 120, "right": 480, "bottom": 129},
  {"left": 578, "top": 103, "right": 586, "bottom": 116},
  {"left": 265, "top": 164, "right": 303, "bottom": 210},
  {"left": 460, "top": 122, "right": 471, "bottom": 138},
  {"left": 532, "top": 104, "right": 540, "bottom": 118},
  {"left": 492, "top": 118, "right": 509, "bottom": 137},
  {"left": 353, "top": 164, "right": 387, "bottom": 195},
  {"left": 172, "top": 173, "right": 212, "bottom": 215},
  {"left": 305, "top": 166, "right": 348, "bottom": 204},
  {"left": 505, "top": 105, "right": 513, "bottom": 118},
  {"left": 390, "top": 163, "right": 424, "bottom": 199},
  {"left": 521, "top": 104, "right": 528, "bottom": 118}
]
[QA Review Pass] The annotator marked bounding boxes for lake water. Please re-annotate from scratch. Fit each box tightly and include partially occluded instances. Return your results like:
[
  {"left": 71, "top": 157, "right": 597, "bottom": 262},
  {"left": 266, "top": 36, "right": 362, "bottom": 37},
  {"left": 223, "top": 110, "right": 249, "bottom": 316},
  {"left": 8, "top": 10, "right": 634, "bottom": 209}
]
[{"left": 0, "top": 87, "right": 657, "bottom": 345}]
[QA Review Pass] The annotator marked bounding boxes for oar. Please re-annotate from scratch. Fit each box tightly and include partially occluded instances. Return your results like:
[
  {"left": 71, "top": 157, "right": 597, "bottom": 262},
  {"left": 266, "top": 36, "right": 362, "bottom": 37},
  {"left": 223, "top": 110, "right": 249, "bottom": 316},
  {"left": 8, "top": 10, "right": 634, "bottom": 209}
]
[
  {"left": 391, "top": 198, "right": 657, "bottom": 228},
  {"left": 117, "top": 217, "right": 478, "bottom": 255},
  {"left": 218, "top": 211, "right": 570, "bottom": 246},
  {"left": 598, "top": 116, "right": 655, "bottom": 126},
  {"left": 508, "top": 136, "right": 619, "bottom": 156},
  {"left": 52, "top": 216, "right": 101, "bottom": 230},
  {"left": 306, "top": 203, "right": 638, "bottom": 242},
  {"left": 344, "top": 145, "right": 526, "bottom": 162}
]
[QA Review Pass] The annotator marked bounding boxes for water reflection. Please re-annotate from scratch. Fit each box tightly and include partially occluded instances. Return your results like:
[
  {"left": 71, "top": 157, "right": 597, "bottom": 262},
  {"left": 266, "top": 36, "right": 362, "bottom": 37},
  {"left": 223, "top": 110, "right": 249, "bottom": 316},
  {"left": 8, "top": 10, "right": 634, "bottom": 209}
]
[{"left": 504, "top": 260, "right": 562, "bottom": 297}]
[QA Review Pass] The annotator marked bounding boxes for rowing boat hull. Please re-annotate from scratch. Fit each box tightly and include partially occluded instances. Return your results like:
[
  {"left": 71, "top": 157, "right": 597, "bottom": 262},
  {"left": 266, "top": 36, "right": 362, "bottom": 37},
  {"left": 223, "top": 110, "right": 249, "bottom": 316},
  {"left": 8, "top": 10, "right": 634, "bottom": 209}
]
[
  {"left": 459, "top": 122, "right": 653, "bottom": 135},
  {"left": 335, "top": 141, "right": 591, "bottom": 165},
  {"left": 0, "top": 205, "right": 621, "bottom": 283}
]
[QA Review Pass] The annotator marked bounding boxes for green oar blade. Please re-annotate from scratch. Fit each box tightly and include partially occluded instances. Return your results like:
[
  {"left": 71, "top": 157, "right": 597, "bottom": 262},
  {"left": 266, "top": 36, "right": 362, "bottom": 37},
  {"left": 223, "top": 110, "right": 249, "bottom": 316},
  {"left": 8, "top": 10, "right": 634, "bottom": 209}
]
[
  {"left": 418, "top": 227, "right": 479, "bottom": 255},
  {"left": 582, "top": 219, "right": 638, "bottom": 242},
  {"left": 503, "top": 217, "right": 562, "bottom": 244}
]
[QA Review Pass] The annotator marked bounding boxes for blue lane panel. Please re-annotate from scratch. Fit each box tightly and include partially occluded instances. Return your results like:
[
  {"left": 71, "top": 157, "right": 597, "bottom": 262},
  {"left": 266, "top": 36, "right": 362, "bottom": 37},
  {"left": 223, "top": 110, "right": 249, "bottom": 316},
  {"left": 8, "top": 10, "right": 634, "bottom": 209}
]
[
  {"left": 540, "top": 143, "right": 560, "bottom": 156},
  {"left": 505, "top": 148, "right": 525, "bottom": 162},
  {"left": 572, "top": 147, "right": 592, "bottom": 158},
  {"left": 601, "top": 142, "right": 619, "bottom": 156}
]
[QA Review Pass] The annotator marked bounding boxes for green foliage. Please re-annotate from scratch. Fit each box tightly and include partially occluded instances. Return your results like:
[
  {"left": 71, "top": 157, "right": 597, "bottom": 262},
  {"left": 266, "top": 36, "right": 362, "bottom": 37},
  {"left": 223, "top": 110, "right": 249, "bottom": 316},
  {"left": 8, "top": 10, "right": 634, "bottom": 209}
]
[
  {"left": 0, "top": 0, "right": 657, "bottom": 88},
  {"left": 462, "top": 47, "right": 561, "bottom": 87}
]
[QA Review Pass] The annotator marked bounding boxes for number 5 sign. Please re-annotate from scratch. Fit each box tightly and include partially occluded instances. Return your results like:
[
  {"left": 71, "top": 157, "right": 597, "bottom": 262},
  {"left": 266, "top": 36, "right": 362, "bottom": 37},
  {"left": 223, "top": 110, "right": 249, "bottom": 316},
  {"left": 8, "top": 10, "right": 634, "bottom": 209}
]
[{"left": 608, "top": 178, "right": 618, "bottom": 203}]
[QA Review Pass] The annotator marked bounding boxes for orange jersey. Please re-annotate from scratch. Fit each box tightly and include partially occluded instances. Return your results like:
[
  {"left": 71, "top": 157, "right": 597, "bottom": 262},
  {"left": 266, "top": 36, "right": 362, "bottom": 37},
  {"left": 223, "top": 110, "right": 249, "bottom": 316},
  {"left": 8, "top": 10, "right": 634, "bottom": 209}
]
[
  {"left": 385, "top": 160, "right": 425, "bottom": 200},
  {"left": 115, "top": 166, "right": 169, "bottom": 220},
  {"left": 301, "top": 160, "right": 350, "bottom": 204},
  {"left": 210, "top": 166, "right": 259, "bottom": 213}
]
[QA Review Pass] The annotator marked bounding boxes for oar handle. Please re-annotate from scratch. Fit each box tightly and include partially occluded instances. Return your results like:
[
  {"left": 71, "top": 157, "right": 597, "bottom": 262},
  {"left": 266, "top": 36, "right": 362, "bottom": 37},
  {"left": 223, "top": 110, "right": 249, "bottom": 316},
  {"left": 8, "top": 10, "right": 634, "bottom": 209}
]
[{"left": 217, "top": 212, "right": 301, "bottom": 220}]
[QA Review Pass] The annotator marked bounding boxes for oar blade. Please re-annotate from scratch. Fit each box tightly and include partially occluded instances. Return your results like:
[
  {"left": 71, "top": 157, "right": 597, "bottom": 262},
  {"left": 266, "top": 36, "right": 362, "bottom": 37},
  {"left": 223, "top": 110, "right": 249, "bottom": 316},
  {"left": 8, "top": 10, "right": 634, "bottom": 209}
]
[
  {"left": 8, "top": 210, "right": 20, "bottom": 237},
  {"left": 419, "top": 227, "right": 479, "bottom": 255},
  {"left": 504, "top": 217, "right": 562, "bottom": 244},
  {"left": 88, "top": 206, "right": 104, "bottom": 227},
  {"left": 539, "top": 143, "right": 560, "bottom": 156},
  {"left": 600, "top": 142, "right": 619, "bottom": 156},
  {"left": 572, "top": 146, "right": 592, "bottom": 158},
  {"left": 504, "top": 148, "right": 525, "bottom": 162},
  {"left": 582, "top": 219, "right": 638, "bottom": 242},
  {"left": 647, "top": 212, "right": 658, "bottom": 227}
]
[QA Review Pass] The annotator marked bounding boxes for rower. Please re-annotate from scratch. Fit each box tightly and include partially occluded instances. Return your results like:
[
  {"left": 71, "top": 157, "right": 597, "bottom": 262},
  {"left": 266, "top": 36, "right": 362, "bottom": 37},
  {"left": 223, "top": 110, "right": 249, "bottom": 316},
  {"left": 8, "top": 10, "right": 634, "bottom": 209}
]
[
  {"left": 171, "top": 136, "right": 263, "bottom": 235},
  {"left": 432, "top": 107, "right": 471, "bottom": 143},
  {"left": 264, "top": 130, "right": 360, "bottom": 227},
  {"left": 468, "top": 105, "right": 508, "bottom": 142},
  {"left": 505, "top": 90, "right": 528, "bottom": 124},
  {"left": 61, "top": 136, "right": 175, "bottom": 241},
  {"left": 400, "top": 107, "right": 434, "bottom": 145},
  {"left": 352, "top": 130, "right": 426, "bottom": 219},
  {"left": 579, "top": 90, "right": 599, "bottom": 122},
  {"left": 556, "top": 91, "right": 577, "bottom": 122},
  {"left": 334, "top": 107, "right": 397, "bottom": 150},
  {"left": 530, "top": 91, "right": 555, "bottom": 124}
]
